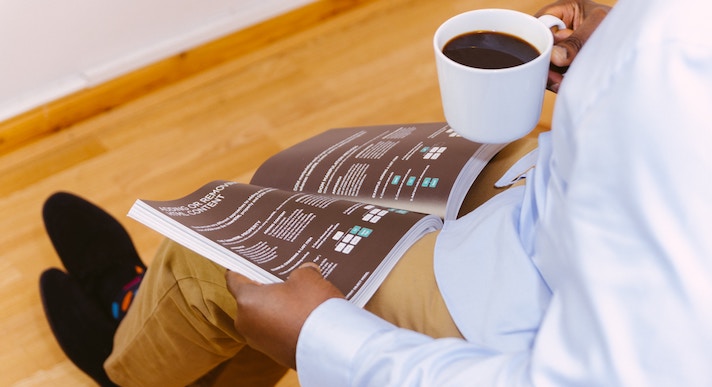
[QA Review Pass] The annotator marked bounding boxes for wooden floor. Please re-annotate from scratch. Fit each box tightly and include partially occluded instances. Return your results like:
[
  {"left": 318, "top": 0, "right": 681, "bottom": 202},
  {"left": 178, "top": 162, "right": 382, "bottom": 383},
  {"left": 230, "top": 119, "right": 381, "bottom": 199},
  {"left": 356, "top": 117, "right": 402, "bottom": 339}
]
[{"left": 0, "top": 0, "right": 561, "bottom": 385}]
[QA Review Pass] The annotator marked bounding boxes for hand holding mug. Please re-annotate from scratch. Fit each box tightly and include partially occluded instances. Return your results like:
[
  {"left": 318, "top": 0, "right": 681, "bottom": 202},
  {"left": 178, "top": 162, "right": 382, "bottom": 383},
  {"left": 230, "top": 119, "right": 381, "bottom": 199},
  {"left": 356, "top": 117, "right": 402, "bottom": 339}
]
[
  {"left": 434, "top": 9, "right": 565, "bottom": 144},
  {"left": 536, "top": 0, "right": 612, "bottom": 92}
]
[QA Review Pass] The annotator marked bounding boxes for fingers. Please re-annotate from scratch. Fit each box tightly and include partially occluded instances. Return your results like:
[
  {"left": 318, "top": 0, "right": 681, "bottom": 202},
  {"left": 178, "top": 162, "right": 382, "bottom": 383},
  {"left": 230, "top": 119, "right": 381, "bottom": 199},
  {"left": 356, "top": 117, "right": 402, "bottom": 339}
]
[
  {"left": 225, "top": 270, "right": 258, "bottom": 285},
  {"left": 547, "top": 69, "right": 566, "bottom": 93},
  {"left": 226, "top": 261, "right": 322, "bottom": 290},
  {"left": 226, "top": 263, "right": 333, "bottom": 303},
  {"left": 225, "top": 271, "right": 261, "bottom": 301},
  {"left": 226, "top": 263, "right": 344, "bottom": 317},
  {"left": 550, "top": 6, "right": 609, "bottom": 67},
  {"left": 535, "top": 1, "right": 611, "bottom": 92},
  {"left": 286, "top": 263, "right": 346, "bottom": 302}
]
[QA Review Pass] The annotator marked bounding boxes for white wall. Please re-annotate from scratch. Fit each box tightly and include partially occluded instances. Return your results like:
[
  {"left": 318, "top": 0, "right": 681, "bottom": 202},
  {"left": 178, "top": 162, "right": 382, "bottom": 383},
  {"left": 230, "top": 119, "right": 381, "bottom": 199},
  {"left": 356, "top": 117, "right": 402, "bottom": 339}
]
[{"left": 0, "top": 0, "right": 314, "bottom": 121}]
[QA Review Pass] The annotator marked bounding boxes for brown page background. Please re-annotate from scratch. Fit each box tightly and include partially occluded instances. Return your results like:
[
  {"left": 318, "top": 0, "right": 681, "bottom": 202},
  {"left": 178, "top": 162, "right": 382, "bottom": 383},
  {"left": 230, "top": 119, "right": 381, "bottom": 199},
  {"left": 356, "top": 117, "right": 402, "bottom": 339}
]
[{"left": 250, "top": 123, "right": 489, "bottom": 219}]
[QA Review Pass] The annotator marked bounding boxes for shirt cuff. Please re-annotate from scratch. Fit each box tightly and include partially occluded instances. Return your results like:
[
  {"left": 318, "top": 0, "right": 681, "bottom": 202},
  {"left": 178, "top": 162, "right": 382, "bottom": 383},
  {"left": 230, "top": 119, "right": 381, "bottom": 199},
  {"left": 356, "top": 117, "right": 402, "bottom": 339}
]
[{"left": 296, "top": 298, "right": 396, "bottom": 386}]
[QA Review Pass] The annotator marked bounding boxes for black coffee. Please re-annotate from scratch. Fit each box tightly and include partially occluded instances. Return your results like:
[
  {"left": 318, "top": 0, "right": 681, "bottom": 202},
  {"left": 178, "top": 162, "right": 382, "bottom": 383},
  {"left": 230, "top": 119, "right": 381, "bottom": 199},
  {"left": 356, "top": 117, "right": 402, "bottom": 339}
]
[{"left": 442, "top": 31, "right": 540, "bottom": 69}]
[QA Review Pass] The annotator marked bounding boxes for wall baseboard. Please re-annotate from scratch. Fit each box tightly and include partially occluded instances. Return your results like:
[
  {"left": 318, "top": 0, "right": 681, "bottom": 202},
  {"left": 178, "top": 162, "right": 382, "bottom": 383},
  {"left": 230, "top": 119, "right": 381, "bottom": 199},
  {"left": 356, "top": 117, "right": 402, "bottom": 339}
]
[
  {"left": 0, "top": 0, "right": 367, "bottom": 155},
  {"left": 0, "top": 0, "right": 315, "bottom": 124}
]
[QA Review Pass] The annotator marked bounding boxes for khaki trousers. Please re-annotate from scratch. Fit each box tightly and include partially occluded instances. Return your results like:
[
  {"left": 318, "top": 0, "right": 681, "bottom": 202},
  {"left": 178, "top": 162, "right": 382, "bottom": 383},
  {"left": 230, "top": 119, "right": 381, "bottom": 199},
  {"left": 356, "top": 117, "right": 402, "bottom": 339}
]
[{"left": 104, "top": 134, "right": 539, "bottom": 386}]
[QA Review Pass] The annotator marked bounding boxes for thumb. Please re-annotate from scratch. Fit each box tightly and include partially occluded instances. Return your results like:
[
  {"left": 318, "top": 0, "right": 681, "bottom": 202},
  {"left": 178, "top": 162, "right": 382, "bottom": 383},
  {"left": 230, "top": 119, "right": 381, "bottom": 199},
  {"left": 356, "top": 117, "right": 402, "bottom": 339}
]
[
  {"left": 295, "top": 262, "right": 322, "bottom": 275},
  {"left": 285, "top": 262, "right": 325, "bottom": 284},
  {"left": 225, "top": 270, "right": 261, "bottom": 298}
]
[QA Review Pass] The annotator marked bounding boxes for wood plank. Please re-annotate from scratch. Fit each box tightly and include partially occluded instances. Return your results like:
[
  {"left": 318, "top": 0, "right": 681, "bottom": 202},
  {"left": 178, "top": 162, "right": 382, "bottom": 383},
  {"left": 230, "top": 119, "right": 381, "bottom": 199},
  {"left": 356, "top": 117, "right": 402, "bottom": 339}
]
[{"left": 0, "top": 0, "right": 373, "bottom": 155}]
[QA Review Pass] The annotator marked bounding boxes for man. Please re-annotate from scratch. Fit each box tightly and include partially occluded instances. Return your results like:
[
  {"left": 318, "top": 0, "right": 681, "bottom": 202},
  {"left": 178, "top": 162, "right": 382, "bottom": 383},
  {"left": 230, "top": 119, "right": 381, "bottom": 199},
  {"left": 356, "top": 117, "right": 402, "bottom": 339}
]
[
  {"left": 227, "top": 0, "right": 712, "bottom": 384},
  {"left": 40, "top": 0, "right": 712, "bottom": 385}
]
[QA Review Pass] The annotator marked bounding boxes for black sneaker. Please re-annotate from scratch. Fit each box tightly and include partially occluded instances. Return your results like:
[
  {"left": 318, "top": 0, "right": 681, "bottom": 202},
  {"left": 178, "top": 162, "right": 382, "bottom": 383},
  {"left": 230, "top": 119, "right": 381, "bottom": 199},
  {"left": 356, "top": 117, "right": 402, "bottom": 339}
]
[{"left": 39, "top": 268, "right": 119, "bottom": 386}]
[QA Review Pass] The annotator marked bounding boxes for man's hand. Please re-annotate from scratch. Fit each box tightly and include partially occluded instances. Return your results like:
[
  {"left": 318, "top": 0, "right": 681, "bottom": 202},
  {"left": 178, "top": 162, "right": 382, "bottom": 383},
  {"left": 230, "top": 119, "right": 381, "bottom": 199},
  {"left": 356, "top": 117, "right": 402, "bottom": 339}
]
[
  {"left": 536, "top": 0, "right": 612, "bottom": 92},
  {"left": 225, "top": 263, "right": 345, "bottom": 369}
]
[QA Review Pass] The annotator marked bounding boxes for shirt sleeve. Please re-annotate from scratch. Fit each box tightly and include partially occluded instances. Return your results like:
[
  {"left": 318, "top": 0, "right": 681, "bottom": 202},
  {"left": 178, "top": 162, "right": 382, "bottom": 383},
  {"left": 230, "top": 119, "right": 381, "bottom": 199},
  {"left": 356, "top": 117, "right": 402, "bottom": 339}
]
[{"left": 296, "top": 298, "right": 533, "bottom": 387}]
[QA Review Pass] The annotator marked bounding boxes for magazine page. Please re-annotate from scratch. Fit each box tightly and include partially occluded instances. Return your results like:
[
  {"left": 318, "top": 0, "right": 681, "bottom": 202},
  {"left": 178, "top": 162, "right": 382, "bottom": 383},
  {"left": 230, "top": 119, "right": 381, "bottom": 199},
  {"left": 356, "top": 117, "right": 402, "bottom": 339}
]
[
  {"left": 250, "top": 123, "right": 504, "bottom": 220},
  {"left": 128, "top": 180, "right": 442, "bottom": 307}
]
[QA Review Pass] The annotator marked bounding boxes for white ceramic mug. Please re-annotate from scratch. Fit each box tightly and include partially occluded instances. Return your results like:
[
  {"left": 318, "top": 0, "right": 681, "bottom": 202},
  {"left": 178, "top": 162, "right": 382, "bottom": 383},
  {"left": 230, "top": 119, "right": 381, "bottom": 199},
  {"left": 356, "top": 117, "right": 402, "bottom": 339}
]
[{"left": 434, "top": 9, "right": 565, "bottom": 143}]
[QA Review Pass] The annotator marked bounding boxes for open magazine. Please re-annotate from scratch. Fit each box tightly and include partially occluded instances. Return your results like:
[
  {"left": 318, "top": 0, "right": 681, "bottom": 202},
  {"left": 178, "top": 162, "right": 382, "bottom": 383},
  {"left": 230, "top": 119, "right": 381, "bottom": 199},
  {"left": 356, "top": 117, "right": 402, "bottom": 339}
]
[{"left": 128, "top": 122, "right": 505, "bottom": 307}]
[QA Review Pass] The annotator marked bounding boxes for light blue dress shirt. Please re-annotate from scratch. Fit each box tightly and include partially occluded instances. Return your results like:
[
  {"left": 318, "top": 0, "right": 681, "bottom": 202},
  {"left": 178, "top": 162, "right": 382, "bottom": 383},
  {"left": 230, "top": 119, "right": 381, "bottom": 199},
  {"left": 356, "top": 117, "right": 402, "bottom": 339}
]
[{"left": 296, "top": 0, "right": 712, "bottom": 385}]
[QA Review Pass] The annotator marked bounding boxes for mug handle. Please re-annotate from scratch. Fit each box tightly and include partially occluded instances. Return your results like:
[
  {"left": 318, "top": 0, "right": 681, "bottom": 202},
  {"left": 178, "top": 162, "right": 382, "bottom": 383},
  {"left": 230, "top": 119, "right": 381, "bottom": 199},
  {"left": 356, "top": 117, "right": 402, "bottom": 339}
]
[{"left": 538, "top": 14, "right": 566, "bottom": 30}]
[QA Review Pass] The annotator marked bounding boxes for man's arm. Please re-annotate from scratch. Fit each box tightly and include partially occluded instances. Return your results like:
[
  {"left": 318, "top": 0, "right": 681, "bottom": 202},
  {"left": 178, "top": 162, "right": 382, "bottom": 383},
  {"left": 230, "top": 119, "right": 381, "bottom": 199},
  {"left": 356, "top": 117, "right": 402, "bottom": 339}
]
[{"left": 296, "top": 298, "right": 533, "bottom": 386}]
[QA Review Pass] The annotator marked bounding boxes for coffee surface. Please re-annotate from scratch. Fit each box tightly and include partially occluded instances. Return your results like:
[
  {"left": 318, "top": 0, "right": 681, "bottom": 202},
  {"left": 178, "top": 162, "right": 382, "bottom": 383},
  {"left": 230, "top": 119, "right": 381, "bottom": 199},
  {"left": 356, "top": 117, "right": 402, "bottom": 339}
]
[{"left": 443, "top": 31, "right": 540, "bottom": 69}]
